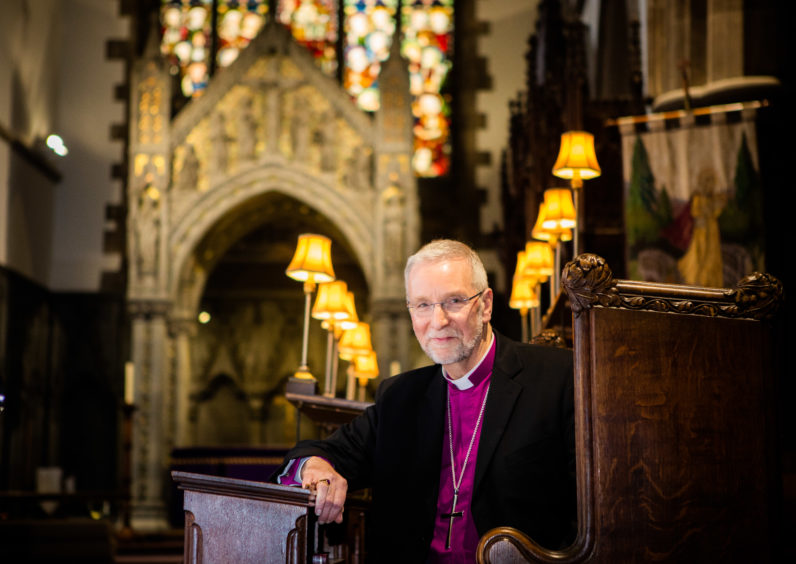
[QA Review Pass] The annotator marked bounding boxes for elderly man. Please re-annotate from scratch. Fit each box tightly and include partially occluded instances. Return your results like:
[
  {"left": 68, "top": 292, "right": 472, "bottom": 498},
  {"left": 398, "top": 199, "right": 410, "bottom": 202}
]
[{"left": 276, "top": 239, "right": 575, "bottom": 562}]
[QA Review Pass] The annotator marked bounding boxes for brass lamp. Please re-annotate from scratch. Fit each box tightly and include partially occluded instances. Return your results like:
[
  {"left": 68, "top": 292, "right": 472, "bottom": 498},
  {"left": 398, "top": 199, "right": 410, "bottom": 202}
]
[
  {"left": 552, "top": 131, "right": 601, "bottom": 188},
  {"left": 339, "top": 321, "right": 373, "bottom": 400},
  {"left": 535, "top": 188, "right": 576, "bottom": 298},
  {"left": 523, "top": 241, "right": 554, "bottom": 335},
  {"left": 313, "top": 281, "right": 353, "bottom": 397},
  {"left": 352, "top": 350, "right": 379, "bottom": 402},
  {"left": 552, "top": 131, "right": 601, "bottom": 256},
  {"left": 286, "top": 234, "right": 335, "bottom": 390},
  {"left": 326, "top": 290, "right": 360, "bottom": 399},
  {"left": 509, "top": 272, "right": 540, "bottom": 343}
]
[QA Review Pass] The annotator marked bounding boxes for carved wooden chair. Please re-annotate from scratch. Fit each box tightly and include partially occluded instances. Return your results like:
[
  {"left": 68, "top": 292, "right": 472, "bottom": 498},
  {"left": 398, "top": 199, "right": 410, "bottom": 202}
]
[{"left": 478, "top": 254, "right": 784, "bottom": 563}]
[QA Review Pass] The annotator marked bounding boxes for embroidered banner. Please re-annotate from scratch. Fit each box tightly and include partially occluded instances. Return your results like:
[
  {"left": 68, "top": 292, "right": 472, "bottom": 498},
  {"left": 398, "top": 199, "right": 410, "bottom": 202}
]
[{"left": 617, "top": 102, "right": 765, "bottom": 286}]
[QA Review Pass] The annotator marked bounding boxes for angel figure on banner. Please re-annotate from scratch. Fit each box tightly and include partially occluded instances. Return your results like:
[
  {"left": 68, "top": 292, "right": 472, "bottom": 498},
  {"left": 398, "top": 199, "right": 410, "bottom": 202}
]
[{"left": 677, "top": 167, "right": 728, "bottom": 287}]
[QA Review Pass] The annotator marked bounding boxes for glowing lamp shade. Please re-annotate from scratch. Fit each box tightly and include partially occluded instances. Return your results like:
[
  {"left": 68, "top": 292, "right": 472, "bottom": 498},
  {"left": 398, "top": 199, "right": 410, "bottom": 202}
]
[
  {"left": 542, "top": 188, "right": 576, "bottom": 230},
  {"left": 552, "top": 131, "right": 601, "bottom": 186},
  {"left": 515, "top": 249, "right": 529, "bottom": 278},
  {"left": 509, "top": 276, "right": 539, "bottom": 311},
  {"left": 338, "top": 291, "right": 359, "bottom": 331},
  {"left": 312, "top": 280, "right": 351, "bottom": 321},
  {"left": 531, "top": 202, "right": 572, "bottom": 243},
  {"left": 523, "top": 241, "right": 554, "bottom": 280},
  {"left": 286, "top": 234, "right": 335, "bottom": 284},
  {"left": 353, "top": 350, "right": 379, "bottom": 380},
  {"left": 339, "top": 323, "right": 373, "bottom": 361}
]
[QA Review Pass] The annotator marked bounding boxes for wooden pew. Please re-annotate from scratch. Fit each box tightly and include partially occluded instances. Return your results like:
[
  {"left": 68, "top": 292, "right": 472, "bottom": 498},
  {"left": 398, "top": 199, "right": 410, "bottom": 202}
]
[
  {"left": 478, "top": 254, "right": 784, "bottom": 563},
  {"left": 173, "top": 471, "right": 367, "bottom": 563}
]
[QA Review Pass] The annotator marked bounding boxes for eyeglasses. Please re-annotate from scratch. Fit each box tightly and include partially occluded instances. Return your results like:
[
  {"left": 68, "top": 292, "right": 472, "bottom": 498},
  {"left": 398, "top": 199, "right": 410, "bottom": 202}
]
[{"left": 406, "top": 291, "right": 484, "bottom": 317}]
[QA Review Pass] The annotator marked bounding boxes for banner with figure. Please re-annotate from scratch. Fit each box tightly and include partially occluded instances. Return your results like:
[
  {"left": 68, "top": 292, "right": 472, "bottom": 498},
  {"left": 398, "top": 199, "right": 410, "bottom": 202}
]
[{"left": 618, "top": 102, "right": 765, "bottom": 287}]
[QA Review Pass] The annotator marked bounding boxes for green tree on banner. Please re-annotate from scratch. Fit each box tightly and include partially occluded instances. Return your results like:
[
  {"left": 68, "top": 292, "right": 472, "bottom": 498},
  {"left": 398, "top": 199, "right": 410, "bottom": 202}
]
[
  {"left": 626, "top": 137, "right": 670, "bottom": 250},
  {"left": 720, "top": 133, "right": 762, "bottom": 247}
]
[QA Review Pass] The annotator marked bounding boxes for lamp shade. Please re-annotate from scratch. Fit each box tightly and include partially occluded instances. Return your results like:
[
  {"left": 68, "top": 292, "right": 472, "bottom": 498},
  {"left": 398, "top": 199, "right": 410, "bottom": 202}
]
[
  {"left": 339, "top": 322, "right": 373, "bottom": 360},
  {"left": 523, "top": 241, "right": 554, "bottom": 280},
  {"left": 552, "top": 131, "right": 601, "bottom": 182},
  {"left": 353, "top": 350, "right": 379, "bottom": 380},
  {"left": 531, "top": 202, "right": 573, "bottom": 243},
  {"left": 312, "top": 280, "right": 351, "bottom": 321},
  {"left": 338, "top": 291, "right": 359, "bottom": 331},
  {"left": 286, "top": 234, "right": 335, "bottom": 283},
  {"left": 515, "top": 249, "right": 528, "bottom": 275},
  {"left": 509, "top": 275, "right": 539, "bottom": 310},
  {"left": 542, "top": 188, "right": 576, "bottom": 229}
]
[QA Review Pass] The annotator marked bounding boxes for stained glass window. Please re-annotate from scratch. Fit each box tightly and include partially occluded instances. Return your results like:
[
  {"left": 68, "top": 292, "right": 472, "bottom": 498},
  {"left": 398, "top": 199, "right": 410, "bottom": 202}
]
[
  {"left": 160, "top": 0, "right": 454, "bottom": 176},
  {"left": 342, "top": 0, "right": 397, "bottom": 112},
  {"left": 276, "top": 0, "right": 339, "bottom": 76},
  {"left": 161, "top": 1, "right": 267, "bottom": 98},
  {"left": 216, "top": 1, "right": 268, "bottom": 68},
  {"left": 343, "top": 0, "right": 454, "bottom": 176},
  {"left": 161, "top": 0, "right": 213, "bottom": 97}
]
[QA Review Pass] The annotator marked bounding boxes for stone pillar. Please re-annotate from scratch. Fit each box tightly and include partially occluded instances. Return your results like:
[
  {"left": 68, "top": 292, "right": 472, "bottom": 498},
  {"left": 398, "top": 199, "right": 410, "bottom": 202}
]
[
  {"left": 370, "top": 30, "right": 419, "bottom": 379},
  {"left": 371, "top": 298, "right": 413, "bottom": 383},
  {"left": 169, "top": 318, "right": 196, "bottom": 448},
  {"left": 129, "top": 302, "right": 171, "bottom": 530}
]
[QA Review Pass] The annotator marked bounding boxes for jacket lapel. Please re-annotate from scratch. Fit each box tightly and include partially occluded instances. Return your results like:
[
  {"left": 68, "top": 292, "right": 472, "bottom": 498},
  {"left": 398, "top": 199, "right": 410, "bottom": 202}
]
[
  {"left": 417, "top": 367, "right": 446, "bottom": 514},
  {"left": 473, "top": 334, "right": 523, "bottom": 492}
]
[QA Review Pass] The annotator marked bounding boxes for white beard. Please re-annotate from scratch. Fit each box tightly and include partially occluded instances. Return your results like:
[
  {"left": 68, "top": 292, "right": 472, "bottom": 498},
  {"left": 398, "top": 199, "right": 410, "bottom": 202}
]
[{"left": 421, "top": 321, "right": 484, "bottom": 366}]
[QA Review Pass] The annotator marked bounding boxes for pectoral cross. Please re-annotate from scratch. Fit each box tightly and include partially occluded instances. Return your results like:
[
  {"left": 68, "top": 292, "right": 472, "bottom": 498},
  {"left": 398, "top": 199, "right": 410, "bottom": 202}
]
[{"left": 442, "top": 489, "right": 464, "bottom": 550}]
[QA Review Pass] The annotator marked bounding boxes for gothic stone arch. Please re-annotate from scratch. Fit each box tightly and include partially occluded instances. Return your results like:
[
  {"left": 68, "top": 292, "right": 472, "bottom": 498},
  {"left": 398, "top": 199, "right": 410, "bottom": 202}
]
[{"left": 126, "top": 22, "right": 418, "bottom": 527}]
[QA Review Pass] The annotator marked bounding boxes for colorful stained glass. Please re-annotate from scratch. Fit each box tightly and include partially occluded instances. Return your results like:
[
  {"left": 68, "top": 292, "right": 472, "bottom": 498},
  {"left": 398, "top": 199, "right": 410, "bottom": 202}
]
[
  {"left": 343, "top": 0, "right": 453, "bottom": 176},
  {"left": 216, "top": 1, "right": 268, "bottom": 68},
  {"left": 161, "top": 1, "right": 213, "bottom": 97},
  {"left": 342, "top": 0, "right": 397, "bottom": 111},
  {"left": 161, "top": 0, "right": 267, "bottom": 97},
  {"left": 160, "top": 0, "right": 454, "bottom": 176},
  {"left": 402, "top": 0, "right": 453, "bottom": 177},
  {"left": 277, "top": 0, "right": 339, "bottom": 76}
]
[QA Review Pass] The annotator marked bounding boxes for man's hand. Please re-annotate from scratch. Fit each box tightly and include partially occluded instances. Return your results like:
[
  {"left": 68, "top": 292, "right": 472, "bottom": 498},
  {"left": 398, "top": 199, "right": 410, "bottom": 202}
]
[{"left": 300, "top": 456, "right": 348, "bottom": 524}]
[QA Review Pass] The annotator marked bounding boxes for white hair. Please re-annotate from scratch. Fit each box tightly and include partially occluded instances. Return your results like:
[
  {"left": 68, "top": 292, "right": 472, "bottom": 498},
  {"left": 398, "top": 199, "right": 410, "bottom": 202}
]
[{"left": 404, "top": 239, "right": 488, "bottom": 293}]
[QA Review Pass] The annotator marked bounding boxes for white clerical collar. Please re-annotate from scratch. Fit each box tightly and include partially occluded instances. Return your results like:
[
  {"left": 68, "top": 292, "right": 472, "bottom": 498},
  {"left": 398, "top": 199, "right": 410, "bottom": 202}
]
[{"left": 442, "top": 332, "right": 495, "bottom": 390}]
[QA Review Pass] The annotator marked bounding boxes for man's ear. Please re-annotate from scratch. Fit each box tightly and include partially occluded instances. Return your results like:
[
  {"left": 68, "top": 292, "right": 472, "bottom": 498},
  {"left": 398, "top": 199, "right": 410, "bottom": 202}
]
[{"left": 481, "top": 288, "right": 494, "bottom": 322}]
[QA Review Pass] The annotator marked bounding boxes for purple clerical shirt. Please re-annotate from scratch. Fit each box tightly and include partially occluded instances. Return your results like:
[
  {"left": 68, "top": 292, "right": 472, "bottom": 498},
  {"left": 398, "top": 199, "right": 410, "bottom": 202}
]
[{"left": 428, "top": 334, "right": 496, "bottom": 563}]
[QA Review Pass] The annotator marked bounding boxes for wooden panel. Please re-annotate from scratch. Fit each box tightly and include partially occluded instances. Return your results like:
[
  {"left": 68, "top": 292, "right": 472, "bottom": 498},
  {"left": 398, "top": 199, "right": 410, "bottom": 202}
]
[
  {"left": 587, "top": 307, "right": 776, "bottom": 562},
  {"left": 477, "top": 254, "right": 783, "bottom": 564},
  {"left": 174, "top": 471, "right": 314, "bottom": 564}
]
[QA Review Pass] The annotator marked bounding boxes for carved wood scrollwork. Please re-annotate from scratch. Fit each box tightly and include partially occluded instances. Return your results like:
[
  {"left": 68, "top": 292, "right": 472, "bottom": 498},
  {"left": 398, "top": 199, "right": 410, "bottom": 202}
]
[
  {"left": 530, "top": 329, "right": 568, "bottom": 348},
  {"left": 563, "top": 253, "right": 783, "bottom": 320},
  {"left": 561, "top": 254, "right": 619, "bottom": 315},
  {"left": 724, "top": 272, "right": 784, "bottom": 320}
]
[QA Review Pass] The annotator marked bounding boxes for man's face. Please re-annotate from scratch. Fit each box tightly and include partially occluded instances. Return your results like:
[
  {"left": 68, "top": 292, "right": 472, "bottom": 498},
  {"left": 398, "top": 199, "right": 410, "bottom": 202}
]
[{"left": 406, "top": 259, "right": 493, "bottom": 374}]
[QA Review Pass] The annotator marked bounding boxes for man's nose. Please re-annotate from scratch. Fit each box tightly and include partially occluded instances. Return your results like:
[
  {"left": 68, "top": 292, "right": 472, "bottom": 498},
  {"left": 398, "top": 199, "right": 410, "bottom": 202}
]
[{"left": 429, "top": 303, "right": 449, "bottom": 327}]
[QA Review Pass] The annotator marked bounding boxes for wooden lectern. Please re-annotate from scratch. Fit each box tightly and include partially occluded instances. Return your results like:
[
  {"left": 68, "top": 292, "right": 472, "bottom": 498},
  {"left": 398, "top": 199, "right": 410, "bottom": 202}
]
[
  {"left": 173, "top": 471, "right": 368, "bottom": 563},
  {"left": 478, "top": 254, "right": 784, "bottom": 563},
  {"left": 173, "top": 471, "right": 318, "bottom": 563}
]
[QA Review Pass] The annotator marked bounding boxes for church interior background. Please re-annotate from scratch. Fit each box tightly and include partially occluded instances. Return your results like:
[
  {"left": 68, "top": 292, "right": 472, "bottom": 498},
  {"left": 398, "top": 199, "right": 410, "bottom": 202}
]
[{"left": 0, "top": 0, "right": 792, "bottom": 557}]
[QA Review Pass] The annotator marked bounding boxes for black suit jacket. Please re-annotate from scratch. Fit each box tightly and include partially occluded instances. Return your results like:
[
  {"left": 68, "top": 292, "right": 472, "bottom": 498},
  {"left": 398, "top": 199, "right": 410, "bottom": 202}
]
[{"left": 278, "top": 332, "right": 575, "bottom": 562}]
